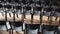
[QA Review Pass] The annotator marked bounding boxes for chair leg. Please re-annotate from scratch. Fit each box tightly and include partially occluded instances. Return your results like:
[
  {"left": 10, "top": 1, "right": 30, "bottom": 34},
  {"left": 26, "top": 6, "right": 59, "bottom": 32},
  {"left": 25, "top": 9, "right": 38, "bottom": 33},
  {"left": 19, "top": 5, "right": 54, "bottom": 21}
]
[
  {"left": 8, "top": 30, "right": 12, "bottom": 34},
  {"left": 24, "top": 30, "right": 26, "bottom": 34},
  {"left": 38, "top": 27, "right": 40, "bottom": 34},
  {"left": 41, "top": 27, "right": 43, "bottom": 34},
  {"left": 26, "top": 29, "right": 28, "bottom": 34},
  {"left": 25, "top": 26, "right": 27, "bottom": 34},
  {"left": 54, "top": 29, "right": 57, "bottom": 34},
  {"left": 5, "top": 24, "right": 8, "bottom": 31}
]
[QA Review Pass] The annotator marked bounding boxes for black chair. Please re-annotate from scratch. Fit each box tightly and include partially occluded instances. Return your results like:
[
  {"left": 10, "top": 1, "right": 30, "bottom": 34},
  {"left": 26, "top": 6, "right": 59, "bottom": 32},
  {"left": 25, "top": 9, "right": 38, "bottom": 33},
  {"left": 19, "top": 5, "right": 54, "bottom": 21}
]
[
  {"left": 13, "top": 21, "right": 23, "bottom": 33},
  {"left": 21, "top": 0, "right": 27, "bottom": 5},
  {"left": 6, "top": 0, "right": 12, "bottom": 3},
  {"left": 13, "top": 5, "right": 22, "bottom": 11},
  {"left": 42, "top": 25, "right": 58, "bottom": 34},
  {"left": 0, "top": 0, "right": 4, "bottom": 2},
  {"left": 0, "top": 4, "right": 4, "bottom": 16},
  {"left": 55, "top": 8, "right": 60, "bottom": 16},
  {"left": 13, "top": 5, "right": 22, "bottom": 18},
  {"left": 12, "top": 0, "right": 19, "bottom": 3},
  {"left": 0, "top": 4, "right": 3, "bottom": 8},
  {"left": 34, "top": 6, "right": 42, "bottom": 15},
  {"left": 44, "top": 7, "right": 52, "bottom": 15},
  {"left": 26, "top": 0, "right": 34, "bottom": 5},
  {"left": 43, "top": 7, "right": 53, "bottom": 24},
  {"left": 4, "top": 4, "right": 12, "bottom": 17},
  {"left": 0, "top": 21, "right": 6, "bottom": 25},
  {"left": 14, "top": 6, "right": 21, "bottom": 10},
  {"left": 36, "top": 0, "right": 41, "bottom": 5},
  {"left": 4, "top": 4, "right": 12, "bottom": 9},
  {"left": 57, "top": 27, "right": 60, "bottom": 34},
  {"left": 13, "top": 21, "right": 23, "bottom": 27},
  {"left": 8, "top": 21, "right": 23, "bottom": 34},
  {"left": 50, "top": 0, "right": 57, "bottom": 6},
  {"left": 25, "top": 24, "right": 40, "bottom": 34},
  {"left": 55, "top": 8, "right": 60, "bottom": 34},
  {"left": 23, "top": 6, "right": 31, "bottom": 15},
  {"left": 0, "top": 21, "right": 8, "bottom": 31},
  {"left": 54, "top": 8, "right": 60, "bottom": 21}
]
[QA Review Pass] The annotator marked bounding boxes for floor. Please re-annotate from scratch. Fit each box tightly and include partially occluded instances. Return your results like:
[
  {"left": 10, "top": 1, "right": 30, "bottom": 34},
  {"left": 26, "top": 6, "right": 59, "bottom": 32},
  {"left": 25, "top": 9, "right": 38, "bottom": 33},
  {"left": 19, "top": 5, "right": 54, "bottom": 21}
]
[{"left": 0, "top": 30, "right": 24, "bottom": 34}]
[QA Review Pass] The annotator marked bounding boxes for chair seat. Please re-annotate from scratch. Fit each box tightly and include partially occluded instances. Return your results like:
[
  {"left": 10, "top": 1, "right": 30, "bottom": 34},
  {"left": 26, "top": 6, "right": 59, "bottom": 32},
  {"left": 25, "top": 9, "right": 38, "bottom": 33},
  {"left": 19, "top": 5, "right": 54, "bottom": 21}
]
[
  {"left": 0, "top": 25, "right": 7, "bottom": 30},
  {"left": 0, "top": 9, "right": 4, "bottom": 12},
  {"left": 34, "top": 11, "right": 41, "bottom": 15},
  {"left": 28, "top": 29, "right": 38, "bottom": 34},
  {"left": 54, "top": 12, "right": 60, "bottom": 16},
  {"left": 43, "top": 29, "right": 55, "bottom": 34},
  {"left": 9, "top": 21, "right": 23, "bottom": 32},
  {"left": 25, "top": 10, "right": 31, "bottom": 15},
  {"left": 44, "top": 12, "right": 51, "bottom": 16},
  {"left": 14, "top": 26, "right": 22, "bottom": 32},
  {"left": 42, "top": 25, "right": 58, "bottom": 34}
]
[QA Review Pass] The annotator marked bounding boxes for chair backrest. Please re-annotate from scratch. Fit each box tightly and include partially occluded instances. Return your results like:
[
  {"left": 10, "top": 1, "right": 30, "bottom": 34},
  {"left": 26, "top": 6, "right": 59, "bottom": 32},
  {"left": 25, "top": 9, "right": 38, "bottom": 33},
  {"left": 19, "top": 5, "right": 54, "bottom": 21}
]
[
  {"left": 0, "top": 21, "right": 6, "bottom": 25},
  {"left": 42, "top": 25, "right": 58, "bottom": 31},
  {"left": 25, "top": 24, "right": 40, "bottom": 30},
  {"left": 9, "top": 21, "right": 23, "bottom": 27},
  {"left": 57, "top": 27, "right": 60, "bottom": 34},
  {"left": 0, "top": 4, "right": 3, "bottom": 8},
  {"left": 4, "top": 5, "right": 12, "bottom": 9},
  {"left": 13, "top": 21, "right": 23, "bottom": 27}
]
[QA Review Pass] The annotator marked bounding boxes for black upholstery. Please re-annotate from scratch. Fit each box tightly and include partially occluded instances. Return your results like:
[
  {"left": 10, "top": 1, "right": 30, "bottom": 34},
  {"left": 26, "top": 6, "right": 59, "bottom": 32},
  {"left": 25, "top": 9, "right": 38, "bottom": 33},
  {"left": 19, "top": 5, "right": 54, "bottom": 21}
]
[
  {"left": 9, "top": 21, "right": 23, "bottom": 27},
  {"left": 23, "top": 6, "right": 31, "bottom": 10},
  {"left": 4, "top": 5, "right": 12, "bottom": 9},
  {"left": 27, "top": 0, "right": 33, "bottom": 4},
  {"left": 0, "top": 4, "right": 3, "bottom": 8},
  {"left": 44, "top": 7, "right": 52, "bottom": 12},
  {"left": 25, "top": 24, "right": 40, "bottom": 30},
  {"left": 0, "top": 21, "right": 6, "bottom": 25},
  {"left": 13, "top": 6, "right": 22, "bottom": 9},
  {"left": 36, "top": 0, "right": 41, "bottom": 5},
  {"left": 13, "top": 21, "right": 23, "bottom": 27},
  {"left": 42, "top": 25, "right": 58, "bottom": 31},
  {"left": 55, "top": 8, "right": 60, "bottom": 13},
  {"left": 13, "top": 0, "right": 19, "bottom": 3},
  {"left": 6, "top": 0, "right": 12, "bottom": 2},
  {"left": 0, "top": 0, "right": 4, "bottom": 2},
  {"left": 34, "top": 6, "right": 42, "bottom": 11}
]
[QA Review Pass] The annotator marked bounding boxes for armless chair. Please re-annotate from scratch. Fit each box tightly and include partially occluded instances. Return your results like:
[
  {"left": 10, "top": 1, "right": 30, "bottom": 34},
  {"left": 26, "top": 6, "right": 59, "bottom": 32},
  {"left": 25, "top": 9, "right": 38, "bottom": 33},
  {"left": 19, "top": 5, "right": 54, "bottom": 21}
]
[
  {"left": 34, "top": 6, "right": 42, "bottom": 15},
  {"left": 42, "top": 25, "right": 58, "bottom": 34},
  {"left": 54, "top": 8, "right": 60, "bottom": 34},
  {"left": 13, "top": 5, "right": 22, "bottom": 18},
  {"left": 25, "top": 24, "right": 40, "bottom": 34},
  {"left": 23, "top": 6, "right": 31, "bottom": 15},
  {"left": 34, "top": 6, "right": 43, "bottom": 34},
  {"left": 0, "top": 4, "right": 8, "bottom": 31},
  {"left": 44, "top": 6, "right": 52, "bottom": 16},
  {"left": 25, "top": 6, "right": 40, "bottom": 34},
  {"left": 4, "top": 4, "right": 12, "bottom": 17},
  {"left": 43, "top": 6, "right": 53, "bottom": 24},
  {"left": 0, "top": 21, "right": 7, "bottom": 30},
  {"left": 54, "top": 8, "right": 60, "bottom": 20},
  {"left": 9, "top": 21, "right": 23, "bottom": 34}
]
